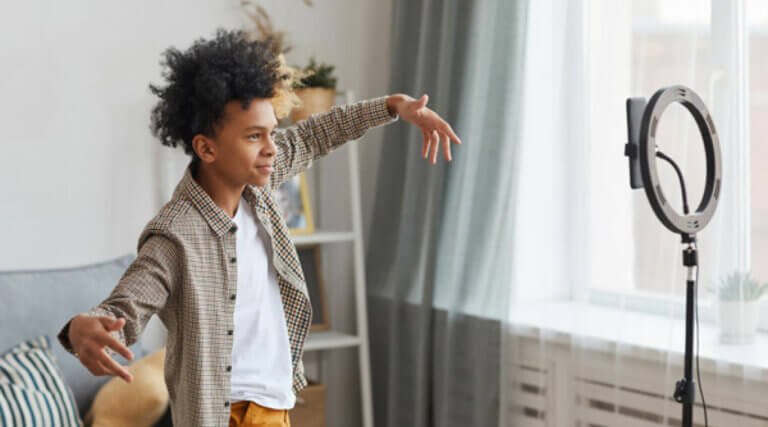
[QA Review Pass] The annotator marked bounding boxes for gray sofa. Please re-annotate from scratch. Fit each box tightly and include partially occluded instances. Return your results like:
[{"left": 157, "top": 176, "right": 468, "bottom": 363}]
[{"left": 0, "top": 254, "right": 172, "bottom": 426}]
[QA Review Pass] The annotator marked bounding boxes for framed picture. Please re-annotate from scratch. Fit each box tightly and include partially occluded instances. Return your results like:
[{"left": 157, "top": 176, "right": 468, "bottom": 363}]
[
  {"left": 296, "top": 244, "right": 330, "bottom": 331},
  {"left": 275, "top": 173, "right": 315, "bottom": 235}
]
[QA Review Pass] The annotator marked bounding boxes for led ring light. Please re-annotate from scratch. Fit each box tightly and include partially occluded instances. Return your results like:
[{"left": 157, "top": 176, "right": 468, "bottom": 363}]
[
  {"left": 638, "top": 85, "right": 722, "bottom": 236},
  {"left": 625, "top": 85, "right": 722, "bottom": 427}
]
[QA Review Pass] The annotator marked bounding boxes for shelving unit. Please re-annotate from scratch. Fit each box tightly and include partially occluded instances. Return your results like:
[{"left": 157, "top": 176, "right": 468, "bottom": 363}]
[
  {"left": 287, "top": 90, "right": 375, "bottom": 427},
  {"left": 290, "top": 230, "right": 354, "bottom": 246}
]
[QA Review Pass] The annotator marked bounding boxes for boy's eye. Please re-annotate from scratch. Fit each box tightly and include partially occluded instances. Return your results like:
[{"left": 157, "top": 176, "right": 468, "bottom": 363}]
[{"left": 249, "top": 131, "right": 277, "bottom": 139}]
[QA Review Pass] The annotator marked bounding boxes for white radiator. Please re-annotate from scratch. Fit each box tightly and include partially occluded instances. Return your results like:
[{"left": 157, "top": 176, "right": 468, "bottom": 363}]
[{"left": 505, "top": 334, "right": 768, "bottom": 427}]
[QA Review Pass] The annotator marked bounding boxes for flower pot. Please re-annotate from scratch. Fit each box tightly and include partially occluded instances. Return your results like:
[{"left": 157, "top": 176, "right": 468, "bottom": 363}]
[
  {"left": 718, "top": 300, "right": 760, "bottom": 344},
  {"left": 290, "top": 87, "right": 336, "bottom": 123}
]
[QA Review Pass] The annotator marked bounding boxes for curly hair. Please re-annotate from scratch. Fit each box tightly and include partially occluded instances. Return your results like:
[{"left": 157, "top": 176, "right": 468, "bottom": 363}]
[{"left": 148, "top": 28, "right": 303, "bottom": 164}]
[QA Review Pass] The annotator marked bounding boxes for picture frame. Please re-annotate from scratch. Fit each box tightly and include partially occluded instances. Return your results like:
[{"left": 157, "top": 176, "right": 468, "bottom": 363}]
[
  {"left": 275, "top": 172, "right": 315, "bottom": 235},
  {"left": 296, "top": 244, "right": 330, "bottom": 332}
]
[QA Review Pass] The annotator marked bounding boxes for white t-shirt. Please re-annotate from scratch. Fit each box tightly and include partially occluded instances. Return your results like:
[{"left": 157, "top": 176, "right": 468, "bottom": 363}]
[{"left": 229, "top": 196, "right": 296, "bottom": 409}]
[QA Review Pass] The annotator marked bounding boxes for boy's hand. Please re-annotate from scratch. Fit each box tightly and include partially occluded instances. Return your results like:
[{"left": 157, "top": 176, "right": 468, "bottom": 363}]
[
  {"left": 387, "top": 93, "right": 462, "bottom": 164},
  {"left": 68, "top": 315, "right": 135, "bottom": 382}
]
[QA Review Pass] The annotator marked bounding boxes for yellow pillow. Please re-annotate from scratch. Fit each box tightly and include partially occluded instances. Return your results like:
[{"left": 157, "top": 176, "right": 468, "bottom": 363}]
[{"left": 84, "top": 347, "right": 168, "bottom": 427}]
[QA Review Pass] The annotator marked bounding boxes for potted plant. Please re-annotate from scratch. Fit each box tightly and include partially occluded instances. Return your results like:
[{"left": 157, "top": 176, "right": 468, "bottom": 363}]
[
  {"left": 715, "top": 271, "right": 768, "bottom": 344},
  {"left": 240, "top": 1, "right": 317, "bottom": 122},
  {"left": 289, "top": 57, "right": 338, "bottom": 123},
  {"left": 240, "top": 1, "right": 338, "bottom": 123}
]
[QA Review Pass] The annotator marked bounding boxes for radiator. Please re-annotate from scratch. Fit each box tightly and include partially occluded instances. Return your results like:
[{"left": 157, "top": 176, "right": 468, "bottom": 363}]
[{"left": 505, "top": 334, "right": 768, "bottom": 427}]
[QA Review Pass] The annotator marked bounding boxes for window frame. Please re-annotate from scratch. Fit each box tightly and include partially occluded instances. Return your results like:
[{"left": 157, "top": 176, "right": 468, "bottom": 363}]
[{"left": 579, "top": 0, "right": 768, "bottom": 331}]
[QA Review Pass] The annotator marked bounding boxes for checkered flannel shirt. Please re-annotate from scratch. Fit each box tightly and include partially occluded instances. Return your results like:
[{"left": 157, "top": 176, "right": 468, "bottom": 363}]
[{"left": 57, "top": 95, "right": 398, "bottom": 427}]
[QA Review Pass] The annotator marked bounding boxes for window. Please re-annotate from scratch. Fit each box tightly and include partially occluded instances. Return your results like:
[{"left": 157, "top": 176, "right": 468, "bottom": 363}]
[
  {"left": 514, "top": 1, "right": 766, "bottom": 321},
  {"left": 749, "top": 4, "right": 768, "bottom": 287}
]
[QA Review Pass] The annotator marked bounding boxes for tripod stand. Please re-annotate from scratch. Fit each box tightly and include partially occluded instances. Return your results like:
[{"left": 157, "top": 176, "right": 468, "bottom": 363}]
[
  {"left": 624, "top": 85, "right": 721, "bottom": 427},
  {"left": 673, "top": 234, "right": 698, "bottom": 427}
]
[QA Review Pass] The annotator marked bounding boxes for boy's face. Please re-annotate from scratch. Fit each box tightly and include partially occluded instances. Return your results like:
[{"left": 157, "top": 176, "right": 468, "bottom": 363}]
[{"left": 199, "top": 97, "right": 278, "bottom": 188}]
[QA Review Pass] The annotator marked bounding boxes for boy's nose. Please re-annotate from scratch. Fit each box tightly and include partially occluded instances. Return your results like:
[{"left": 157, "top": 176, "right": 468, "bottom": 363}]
[{"left": 264, "top": 137, "right": 277, "bottom": 155}]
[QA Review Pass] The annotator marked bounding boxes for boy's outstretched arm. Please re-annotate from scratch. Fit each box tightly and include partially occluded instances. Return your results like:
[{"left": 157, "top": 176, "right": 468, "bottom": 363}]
[
  {"left": 269, "top": 95, "right": 395, "bottom": 188},
  {"left": 56, "top": 232, "right": 180, "bottom": 383},
  {"left": 269, "top": 93, "right": 461, "bottom": 189}
]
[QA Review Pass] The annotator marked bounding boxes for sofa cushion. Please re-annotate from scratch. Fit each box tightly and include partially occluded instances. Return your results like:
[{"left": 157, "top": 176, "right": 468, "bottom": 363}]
[
  {"left": 0, "top": 335, "right": 83, "bottom": 427},
  {"left": 0, "top": 254, "right": 147, "bottom": 419},
  {"left": 85, "top": 347, "right": 168, "bottom": 427}
]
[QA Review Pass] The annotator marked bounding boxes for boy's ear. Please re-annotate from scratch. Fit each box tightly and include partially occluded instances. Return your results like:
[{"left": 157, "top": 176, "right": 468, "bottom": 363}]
[{"left": 192, "top": 134, "right": 216, "bottom": 163}]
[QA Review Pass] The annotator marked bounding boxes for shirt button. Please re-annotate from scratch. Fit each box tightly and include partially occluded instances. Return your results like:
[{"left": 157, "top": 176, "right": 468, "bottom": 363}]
[
  {"left": 228, "top": 329, "right": 233, "bottom": 335},
  {"left": 227, "top": 365, "right": 232, "bottom": 372},
  {"left": 230, "top": 294, "right": 236, "bottom": 301},
  {"left": 224, "top": 401, "right": 230, "bottom": 407},
  {"left": 230, "top": 257, "right": 237, "bottom": 263}
]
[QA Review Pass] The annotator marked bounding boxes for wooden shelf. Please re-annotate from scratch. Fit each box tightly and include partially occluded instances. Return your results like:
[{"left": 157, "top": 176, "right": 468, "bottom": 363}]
[
  {"left": 304, "top": 330, "right": 361, "bottom": 351},
  {"left": 289, "top": 230, "right": 355, "bottom": 246},
  {"left": 289, "top": 89, "right": 373, "bottom": 427}
]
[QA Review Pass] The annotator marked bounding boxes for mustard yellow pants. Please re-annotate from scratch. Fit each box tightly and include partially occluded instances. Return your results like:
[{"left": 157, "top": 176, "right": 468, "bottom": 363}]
[{"left": 229, "top": 400, "right": 291, "bottom": 427}]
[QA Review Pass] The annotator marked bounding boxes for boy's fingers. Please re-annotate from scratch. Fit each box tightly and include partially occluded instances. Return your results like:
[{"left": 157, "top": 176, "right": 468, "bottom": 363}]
[
  {"left": 97, "top": 350, "right": 133, "bottom": 382},
  {"left": 448, "top": 127, "right": 461, "bottom": 145},
  {"left": 437, "top": 121, "right": 459, "bottom": 144},
  {"left": 97, "top": 360, "right": 130, "bottom": 382},
  {"left": 81, "top": 354, "right": 115, "bottom": 378},
  {"left": 430, "top": 130, "right": 439, "bottom": 164},
  {"left": 427, "top": 132, "right": 436, "bottom": 160},
  {"left": 99, "top": 316, "right": 124, "bottom": 331},
  {"left": 443, "top": 134, "right": 452, "bottom": 161},
  {"left": 110, "top": 318, "right": 126, "bottom": 331},
  {"left": 80, "top": 357, "right": 99, "bottom": 375},
  {"left": 93, "top": 359, "right": 113, "bottom": 376},
  {"left": 98, "top": 334, "right": 134, "bottom": 360}
]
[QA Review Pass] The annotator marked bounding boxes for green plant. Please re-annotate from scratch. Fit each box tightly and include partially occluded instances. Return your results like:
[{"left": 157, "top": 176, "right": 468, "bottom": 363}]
[
  {"left": 294, "top": 57, "right": 337, "bottom": 89},
  {"left": 716, "top": 271, "right": 768, "bottom": 302}
]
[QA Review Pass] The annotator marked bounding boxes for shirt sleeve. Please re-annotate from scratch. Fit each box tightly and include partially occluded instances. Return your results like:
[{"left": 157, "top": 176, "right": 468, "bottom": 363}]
[
  {"left": 269, "top": 95, "right": 399, "bottom": 189},
  {"left": 57, "top": 233, "right": 180, "bottom": 358}
]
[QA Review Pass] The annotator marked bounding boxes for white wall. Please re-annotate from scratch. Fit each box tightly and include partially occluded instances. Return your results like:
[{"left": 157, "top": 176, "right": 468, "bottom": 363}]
[
  {"left": 0, "top": 2, "right": 393, "bottom": 426},
  {"left": 0, "top": 1, "right": 250, "bottom": 269},
  {"left": 0, "top": 0, "right": 392, "bottom": 269}
]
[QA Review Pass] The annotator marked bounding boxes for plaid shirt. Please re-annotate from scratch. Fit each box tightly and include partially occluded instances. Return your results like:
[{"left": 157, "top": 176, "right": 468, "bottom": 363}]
[{"left": 57, "top": 95, "right": 398, "bottom": 427}]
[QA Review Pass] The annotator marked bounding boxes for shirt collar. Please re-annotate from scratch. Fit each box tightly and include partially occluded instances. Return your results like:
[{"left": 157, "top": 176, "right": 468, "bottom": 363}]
[{"left": 175, "top": 162, "right": 265, "bottom": 237}]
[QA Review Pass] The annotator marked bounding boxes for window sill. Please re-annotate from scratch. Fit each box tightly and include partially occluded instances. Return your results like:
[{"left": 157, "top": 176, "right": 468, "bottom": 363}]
[{"left": 508, "top": 301, "right": 768, "bottom": 372}]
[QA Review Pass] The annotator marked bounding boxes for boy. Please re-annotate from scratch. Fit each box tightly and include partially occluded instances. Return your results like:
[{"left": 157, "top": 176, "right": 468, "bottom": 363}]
[{"left": 57, "top": 28, "right": 460, "bottom": 427}]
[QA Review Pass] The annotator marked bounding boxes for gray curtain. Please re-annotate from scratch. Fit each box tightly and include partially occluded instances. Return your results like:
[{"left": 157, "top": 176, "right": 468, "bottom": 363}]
[{"left": 365, "top": 1, "right": 528, "bottom": 426}]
